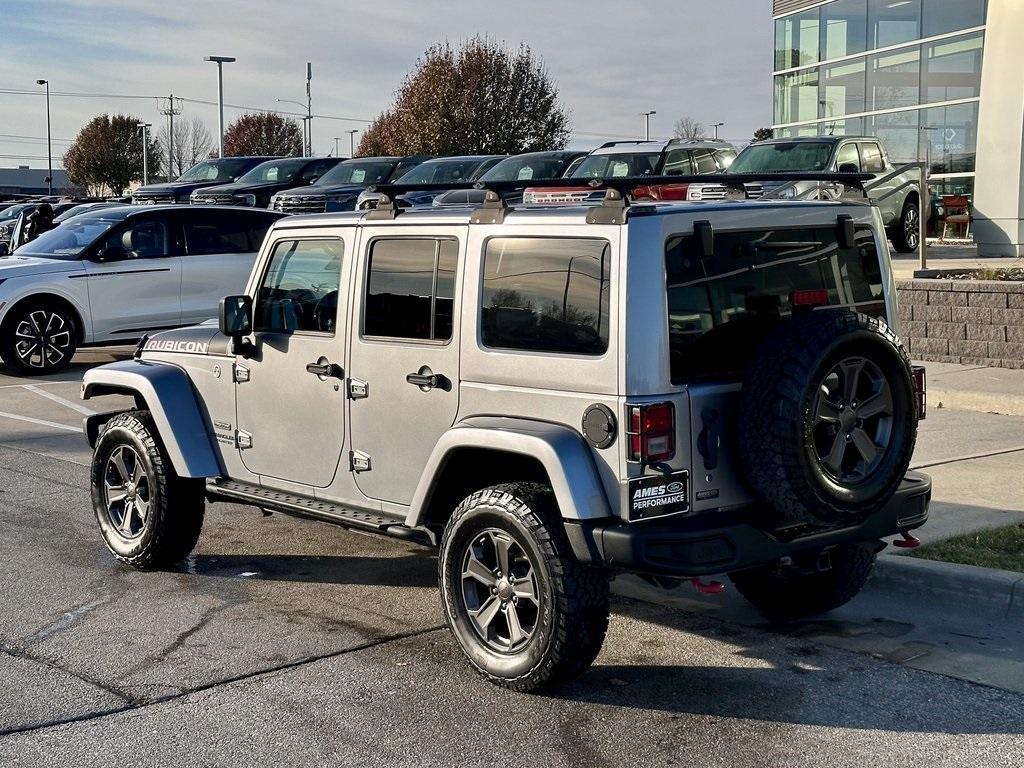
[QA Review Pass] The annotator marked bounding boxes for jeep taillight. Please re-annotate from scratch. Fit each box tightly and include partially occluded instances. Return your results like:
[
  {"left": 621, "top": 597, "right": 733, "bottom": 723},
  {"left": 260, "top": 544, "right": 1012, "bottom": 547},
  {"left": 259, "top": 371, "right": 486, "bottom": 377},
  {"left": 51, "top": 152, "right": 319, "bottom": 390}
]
[
  {"left": 912, "top": 365, "right": 927, "bottom": 420},
  {"left": 626, "top": 402, "right": 675, "bottom": 462}
]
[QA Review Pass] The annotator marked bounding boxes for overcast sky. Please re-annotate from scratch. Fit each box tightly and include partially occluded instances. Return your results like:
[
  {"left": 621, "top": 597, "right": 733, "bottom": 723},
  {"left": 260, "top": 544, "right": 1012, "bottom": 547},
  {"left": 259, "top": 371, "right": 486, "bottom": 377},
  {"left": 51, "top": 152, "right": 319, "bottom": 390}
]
[{"left": 1, "top": 0, "right": 772, "bottom": 173}]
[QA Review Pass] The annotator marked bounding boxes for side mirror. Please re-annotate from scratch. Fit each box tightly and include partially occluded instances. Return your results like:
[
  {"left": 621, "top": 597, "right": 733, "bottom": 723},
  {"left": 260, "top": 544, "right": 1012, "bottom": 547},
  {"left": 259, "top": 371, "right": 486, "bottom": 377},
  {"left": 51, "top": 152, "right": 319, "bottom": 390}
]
[
  {"left": 94, "top": 244, "right": 130, "bottom": 262},
  {"left": 0, "top": 242, "right": 9, "bottom": 257},
  {"left": 838, "top": 162, "right": 859, "bottom": 174},
  {"left": 219, "top": 295, "right": 254, "bottom": 356}
]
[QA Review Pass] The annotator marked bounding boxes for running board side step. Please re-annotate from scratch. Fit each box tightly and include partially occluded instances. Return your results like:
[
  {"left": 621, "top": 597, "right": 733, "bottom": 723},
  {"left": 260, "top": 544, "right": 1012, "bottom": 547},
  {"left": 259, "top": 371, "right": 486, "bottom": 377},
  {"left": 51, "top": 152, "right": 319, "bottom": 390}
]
[{"left": 206, "top": 479, "right": 437, "bottom": 546}]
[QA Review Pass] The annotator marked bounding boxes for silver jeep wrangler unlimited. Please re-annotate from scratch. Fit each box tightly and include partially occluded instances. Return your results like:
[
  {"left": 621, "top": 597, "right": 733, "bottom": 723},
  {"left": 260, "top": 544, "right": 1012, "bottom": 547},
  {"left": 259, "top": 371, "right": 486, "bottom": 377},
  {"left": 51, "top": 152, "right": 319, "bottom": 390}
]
[{"left": 82, "top": 175, "right": 930, "bottom": 692}]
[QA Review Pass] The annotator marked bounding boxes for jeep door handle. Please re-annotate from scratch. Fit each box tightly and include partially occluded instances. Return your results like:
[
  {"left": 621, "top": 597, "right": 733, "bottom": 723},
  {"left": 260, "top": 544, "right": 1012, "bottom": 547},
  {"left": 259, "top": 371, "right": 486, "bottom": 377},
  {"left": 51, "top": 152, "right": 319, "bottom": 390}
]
[
  {"left": 306, "top": 361, "right": 343, "bottom": 379},
  {"left": 406, "top": 371, "right": 450, "bottom": 390}
]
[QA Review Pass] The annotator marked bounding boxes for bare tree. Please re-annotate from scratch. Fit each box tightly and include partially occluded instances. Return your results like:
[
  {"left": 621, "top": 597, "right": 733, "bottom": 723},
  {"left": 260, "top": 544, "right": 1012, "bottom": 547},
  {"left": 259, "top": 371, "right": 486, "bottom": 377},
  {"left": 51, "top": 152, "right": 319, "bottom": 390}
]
[
  {"left": 673, "top": 117, "right": 706, "bottom": 140},
  {"left": 157, "top": 115, "right": 214, "bottom": 178}
]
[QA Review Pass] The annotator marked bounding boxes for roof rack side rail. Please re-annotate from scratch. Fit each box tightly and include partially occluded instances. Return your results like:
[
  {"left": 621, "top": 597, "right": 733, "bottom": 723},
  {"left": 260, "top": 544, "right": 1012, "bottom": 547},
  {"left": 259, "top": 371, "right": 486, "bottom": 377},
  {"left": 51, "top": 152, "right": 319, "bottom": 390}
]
[
  {"left": 470, "top": 190, "right": 509, "bottom": 225},
  {"left": 366, "top": 193, "right": 400, "bottom": 220}
]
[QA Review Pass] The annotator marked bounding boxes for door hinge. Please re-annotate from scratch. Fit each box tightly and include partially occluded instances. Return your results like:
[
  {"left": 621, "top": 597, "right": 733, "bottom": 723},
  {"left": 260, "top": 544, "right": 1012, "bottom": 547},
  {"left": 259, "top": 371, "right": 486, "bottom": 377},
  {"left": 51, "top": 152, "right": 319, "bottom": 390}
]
[
  {"left": 233, "top": 364, "right": 251, "bottom": 383},
  {"left": 236, "top": 430, "right": 253, "bottom": 449},
  {"left": 347, "top": 378, "right": 369, "bottom": 399},
  {"left": 350, "top": 450, "right": 371, "bottom": 472}
]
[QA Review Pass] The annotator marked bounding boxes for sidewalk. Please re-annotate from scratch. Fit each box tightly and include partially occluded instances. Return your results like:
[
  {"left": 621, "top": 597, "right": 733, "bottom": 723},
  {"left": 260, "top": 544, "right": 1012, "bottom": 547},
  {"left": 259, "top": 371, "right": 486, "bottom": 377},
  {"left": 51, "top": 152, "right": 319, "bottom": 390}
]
[
  {"left": 891, "top": 242, "right": 1020, "bottom": 280},
  {"left": 922, "top": 360, "right": 1024, "bottom": 416}
]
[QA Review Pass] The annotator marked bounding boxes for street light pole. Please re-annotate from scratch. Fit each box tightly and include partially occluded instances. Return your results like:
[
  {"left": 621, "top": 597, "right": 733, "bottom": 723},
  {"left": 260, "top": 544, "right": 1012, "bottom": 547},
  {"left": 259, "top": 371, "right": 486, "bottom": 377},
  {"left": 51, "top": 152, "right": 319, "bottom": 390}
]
[
  {"left": 333, "top": 137, "right": 341, "bottom": 157},
  {"left": 642, "top": 110, "right": 657, "bottom": 141},
  {"left": 711, "top": 121, "right": 725, "bottom": 140},
  {"left": 204, "top": 56, "right": 235, "bottom": 157},
  {"left": 137, "top": 122, "right": 152, "bottom": 185},
  {"left": 305, "top": 62, "right": 313, "bottom": 156},
  {"left": 348, "top": 129, "right": 358, "bottom": 157},
  {"left": 36, "top": 79, "right": 51, "bottom": 194}
]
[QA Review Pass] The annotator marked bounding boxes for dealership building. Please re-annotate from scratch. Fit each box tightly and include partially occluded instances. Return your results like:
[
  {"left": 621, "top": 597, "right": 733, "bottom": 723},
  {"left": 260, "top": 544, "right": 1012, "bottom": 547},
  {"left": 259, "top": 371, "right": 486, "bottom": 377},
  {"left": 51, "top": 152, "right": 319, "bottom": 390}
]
[{"left": 771, "top": 0, "right": 1023, "bottom": 255}]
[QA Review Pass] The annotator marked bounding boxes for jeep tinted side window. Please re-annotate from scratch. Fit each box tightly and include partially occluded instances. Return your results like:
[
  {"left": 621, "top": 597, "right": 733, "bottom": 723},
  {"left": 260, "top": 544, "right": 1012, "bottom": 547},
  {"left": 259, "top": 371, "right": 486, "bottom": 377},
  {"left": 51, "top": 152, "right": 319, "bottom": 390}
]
[
  {"left": 665, "top": 226, "right": 884, "bottom": 382},
  {"left": 363, "top": 238, "right": 457, "bottom": 341},
  {"left": 481, "top": 237, "right": 610, "bottom": 355},
  {"left": 255, "top": 239, "right": 344, "bottom": 334}
]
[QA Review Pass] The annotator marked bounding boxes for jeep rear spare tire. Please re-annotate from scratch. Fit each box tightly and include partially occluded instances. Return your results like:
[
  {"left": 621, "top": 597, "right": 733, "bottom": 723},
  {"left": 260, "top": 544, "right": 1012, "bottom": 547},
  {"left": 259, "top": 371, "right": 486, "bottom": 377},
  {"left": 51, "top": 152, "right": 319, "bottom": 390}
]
[{"left": 738, "top": 310, "right": 916, "bottom": 526}]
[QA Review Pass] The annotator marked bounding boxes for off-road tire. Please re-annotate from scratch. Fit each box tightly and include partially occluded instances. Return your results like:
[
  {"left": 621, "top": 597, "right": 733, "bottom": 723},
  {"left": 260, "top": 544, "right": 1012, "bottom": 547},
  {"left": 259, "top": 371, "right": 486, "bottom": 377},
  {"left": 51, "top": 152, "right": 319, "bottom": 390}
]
[
  {"left": 729, "top": 542, "right": 877, "bottom": 619},
  {"left": 91, "top": 410, "right": 205, "bottom": 569},
  {"left": 439, "top": 483, "right": 610, "bottom": 692},
  {"left": 890, "top": 197, "right": 920, "bottom": 253},
  {"left": 738, "top": 310, "right": 916, "bottom": 526},
  {"left": 0, "top": 298, "right": 78, "bottom": 375}
]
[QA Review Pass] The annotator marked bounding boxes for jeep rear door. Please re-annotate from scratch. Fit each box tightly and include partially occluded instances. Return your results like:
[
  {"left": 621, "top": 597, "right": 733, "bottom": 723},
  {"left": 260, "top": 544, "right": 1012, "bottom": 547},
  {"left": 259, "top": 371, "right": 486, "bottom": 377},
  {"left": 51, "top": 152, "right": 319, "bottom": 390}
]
[{"left": 347, "top": 226, "right": 464, "bottom": 505}]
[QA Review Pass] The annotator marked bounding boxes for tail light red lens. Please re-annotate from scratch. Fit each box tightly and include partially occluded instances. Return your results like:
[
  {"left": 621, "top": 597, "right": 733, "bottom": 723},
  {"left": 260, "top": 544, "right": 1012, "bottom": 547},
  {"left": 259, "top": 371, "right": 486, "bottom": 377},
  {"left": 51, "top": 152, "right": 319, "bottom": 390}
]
[
  {"left": 627, "top": 402, "right": 676, "bottom": 462},
  {"left": 631, "top": 183, "right": 689, "bottom": 202},
  {"left": 790, "top": 288, "right": 830, "bottom": 308},
  {"left": 912, "top": 365, "right": 927, "bottom": 420}
]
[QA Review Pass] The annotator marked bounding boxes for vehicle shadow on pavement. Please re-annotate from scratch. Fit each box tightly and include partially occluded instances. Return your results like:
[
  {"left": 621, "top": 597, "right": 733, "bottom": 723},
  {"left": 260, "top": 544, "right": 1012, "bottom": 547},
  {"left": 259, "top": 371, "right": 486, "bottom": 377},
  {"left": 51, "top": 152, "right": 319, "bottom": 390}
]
[
  {"left": 177, "top": 552, "right": 439, "bottom": 589},
  {"left": 550, "top": 597, "right": 1024, "bottom": 735}
]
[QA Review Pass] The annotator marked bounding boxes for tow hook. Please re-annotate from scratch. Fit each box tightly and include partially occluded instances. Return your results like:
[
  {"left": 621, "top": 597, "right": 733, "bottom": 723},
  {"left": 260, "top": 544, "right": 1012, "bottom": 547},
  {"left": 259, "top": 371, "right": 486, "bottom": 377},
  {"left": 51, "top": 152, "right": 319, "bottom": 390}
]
[
  {"left": 690, "top": 577, "right": 725, "bottom": 595},
  {"left": 892, "top": 530, "right": 921, "bottom": 549}
]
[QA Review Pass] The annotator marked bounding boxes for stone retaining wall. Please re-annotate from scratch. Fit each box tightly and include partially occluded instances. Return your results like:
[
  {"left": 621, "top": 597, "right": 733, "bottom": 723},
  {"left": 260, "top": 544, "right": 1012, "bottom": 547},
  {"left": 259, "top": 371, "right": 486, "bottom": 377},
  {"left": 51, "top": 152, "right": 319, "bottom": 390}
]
[{"left": 896, "top": 279, "right": 1024, "bottom": 369}]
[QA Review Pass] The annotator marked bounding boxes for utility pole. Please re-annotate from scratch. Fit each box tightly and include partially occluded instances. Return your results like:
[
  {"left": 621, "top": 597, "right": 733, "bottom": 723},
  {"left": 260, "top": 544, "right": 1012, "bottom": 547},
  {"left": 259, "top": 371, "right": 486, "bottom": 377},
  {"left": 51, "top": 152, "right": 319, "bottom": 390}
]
[
  {"left": 711, "top": 121, "right": 725, "bottom": 140},
  {"left": 332, "top": 137, "right": 341, "bottom": 157},
  {"left": 204, "top": 56, "right": 235, "bottom": 157},
  {"left": 36, "top": 79, "right": 51, "bottom": 194},
  {"left": 137, "top": 122, "right": 152, "bottom": 185},
  {"left": 348, "top": 129, "right": 358, "bottom": 157},
  {"left": 642, "top": 110, "right": 656, "bottom": 141},
  {"left": 159, "top": 94, "right": 182, "bottom": 179},
  {"left": 305, "top": 62, "right": 313, "bottom": 156}
]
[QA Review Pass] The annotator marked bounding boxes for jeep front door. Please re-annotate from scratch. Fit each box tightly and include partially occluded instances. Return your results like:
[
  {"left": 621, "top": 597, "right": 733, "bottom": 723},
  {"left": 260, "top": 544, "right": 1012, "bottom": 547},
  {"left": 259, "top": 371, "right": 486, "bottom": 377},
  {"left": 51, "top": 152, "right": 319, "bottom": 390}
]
[
  {"left": 234, "top": 236, "right": 349, "bottom": 488},
  {"left": 348, "top": 231, "right": 462, "bottom": 505}
]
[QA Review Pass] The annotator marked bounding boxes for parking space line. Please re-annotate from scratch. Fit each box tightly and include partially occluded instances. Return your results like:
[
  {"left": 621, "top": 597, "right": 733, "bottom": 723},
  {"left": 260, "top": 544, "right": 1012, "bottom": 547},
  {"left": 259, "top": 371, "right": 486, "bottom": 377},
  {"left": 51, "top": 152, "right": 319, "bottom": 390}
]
[
  {"left": 23, "top": 384, "right": 97, "bottom": 416},
  {"left": 0, "top": 410, "right": 82, "bottom": 433}
]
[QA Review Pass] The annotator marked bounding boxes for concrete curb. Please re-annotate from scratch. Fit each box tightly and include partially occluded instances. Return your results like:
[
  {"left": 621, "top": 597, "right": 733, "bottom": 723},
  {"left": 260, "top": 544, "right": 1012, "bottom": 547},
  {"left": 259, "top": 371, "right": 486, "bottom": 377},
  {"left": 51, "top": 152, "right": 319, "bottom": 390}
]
[{"left": 874, "top": 554, "right": 1024, "bottom": 620}]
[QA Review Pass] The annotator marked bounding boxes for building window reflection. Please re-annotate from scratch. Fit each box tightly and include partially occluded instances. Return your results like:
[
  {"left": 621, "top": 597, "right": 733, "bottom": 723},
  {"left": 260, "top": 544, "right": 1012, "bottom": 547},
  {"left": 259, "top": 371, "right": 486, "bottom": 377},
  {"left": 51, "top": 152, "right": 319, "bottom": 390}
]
[{"left": 868, "top": 47, "right": 920, "bottom": 110}]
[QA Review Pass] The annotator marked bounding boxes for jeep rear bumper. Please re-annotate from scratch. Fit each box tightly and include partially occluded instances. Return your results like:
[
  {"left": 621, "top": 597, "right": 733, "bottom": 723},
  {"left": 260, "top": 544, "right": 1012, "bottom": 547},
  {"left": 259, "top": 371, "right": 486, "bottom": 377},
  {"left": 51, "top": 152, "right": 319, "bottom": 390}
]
[{"left": 565, "top": 471, "right": 931, "bottom": 578}]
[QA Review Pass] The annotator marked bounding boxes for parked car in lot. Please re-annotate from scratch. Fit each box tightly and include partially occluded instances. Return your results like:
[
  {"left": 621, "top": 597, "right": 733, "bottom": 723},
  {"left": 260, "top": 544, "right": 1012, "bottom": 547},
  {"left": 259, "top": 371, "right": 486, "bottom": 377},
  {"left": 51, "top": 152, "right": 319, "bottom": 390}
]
[
  {"left": 53, "top": 201, "right": 126, "bottom": 223},
  {"left": 0, "top": 205, "right": 283, "bottom": 374},
  {"left": 718, "top": 136, "right": 922, "bottom": 252},
  {"left": 431, "top": 150, "right": 587, "bottom": 208},
  {"left": 269, "top": 156, "right": 429, "bottom": 214},
  {"left": 190, "top": 156, "right": 343, "bottom": 208},
  {"left": 356, "top": 155, "right": 505, "bottom": 210},
  {"left": 81, "top": 172, "right": 929, "bottom": 691},
  {"left": 132, "top": 157, "right": 279, "bottom": 205},
  {"left": 524, "top": 139, "right": 736, "bottom": 204}
]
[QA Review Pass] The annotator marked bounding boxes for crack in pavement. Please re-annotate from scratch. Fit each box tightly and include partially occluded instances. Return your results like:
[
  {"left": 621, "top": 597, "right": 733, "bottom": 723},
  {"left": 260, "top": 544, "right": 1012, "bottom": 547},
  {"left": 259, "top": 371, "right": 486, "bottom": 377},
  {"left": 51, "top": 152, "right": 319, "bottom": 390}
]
[
  {"left": 22, "top": 595, "right": 114, "bottom": 646},
  {"left": 0, "top": 644, "right": 139, "bottom": 708},
  {"left": 0, "top": 624, "right": 445, "bottom": 740},
  {"left": 911, "top": 445, "right": 1024, "bottom": 470}
]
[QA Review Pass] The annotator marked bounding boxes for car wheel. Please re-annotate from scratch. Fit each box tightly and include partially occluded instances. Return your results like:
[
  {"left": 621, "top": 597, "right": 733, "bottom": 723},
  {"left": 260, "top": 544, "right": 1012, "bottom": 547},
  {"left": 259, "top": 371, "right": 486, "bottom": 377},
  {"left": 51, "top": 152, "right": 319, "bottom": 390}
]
[
  {"left": 729, "top": 542, "right": 878, "bottom": 619},
  {"left": 890, "top": 198, "right": 920, "bottom": 253},
  {"left": 439, "top": 483, "right": 610, "bottom": 692},
  {"left": 738, "top": 310, "right": 917, "bottom": 526},
  {"left": 91, "top": 410, "right": 205, "bottom": 570},
  {"left": 0, "top": 300, "right": 78, "bottom": 375}
]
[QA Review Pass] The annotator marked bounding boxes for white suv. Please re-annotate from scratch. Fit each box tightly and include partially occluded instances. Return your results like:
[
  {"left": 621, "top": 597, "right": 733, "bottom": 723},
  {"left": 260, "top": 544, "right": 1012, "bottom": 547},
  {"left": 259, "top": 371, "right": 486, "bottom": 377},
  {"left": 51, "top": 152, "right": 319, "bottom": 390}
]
[{"left": 0, "top": 205, "right": 282, "bottom": 375}]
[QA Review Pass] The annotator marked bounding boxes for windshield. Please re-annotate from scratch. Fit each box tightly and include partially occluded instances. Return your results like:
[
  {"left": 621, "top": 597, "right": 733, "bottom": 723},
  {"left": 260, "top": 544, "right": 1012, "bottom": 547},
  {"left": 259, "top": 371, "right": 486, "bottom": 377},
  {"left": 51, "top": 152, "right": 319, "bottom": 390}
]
[
  {"left": 397, "top": 159, "right": 482, "bottom": 185},
  {"left": 15, "top": 212, "right": 129, "bottom": 259},
  {"left": 316, "top": 160, "right": 396, "bottom": 186},
  {"left": 571, "top": 152, "right": 661, "bottom": 178},
  {"left": 237, "top": 159, "right": 307, "bottom": 185},
  {"left": 481, "top": 156, "right": 569, "bottom": 182},
  {"left": 0, "top": 204, "right": 32, "bottom": 222},
  {"left": 729, "top": 142, "right": 834, "bottom": 173},
  {"left": 177, "top": 158, "right": 252, "bottom": 183}
]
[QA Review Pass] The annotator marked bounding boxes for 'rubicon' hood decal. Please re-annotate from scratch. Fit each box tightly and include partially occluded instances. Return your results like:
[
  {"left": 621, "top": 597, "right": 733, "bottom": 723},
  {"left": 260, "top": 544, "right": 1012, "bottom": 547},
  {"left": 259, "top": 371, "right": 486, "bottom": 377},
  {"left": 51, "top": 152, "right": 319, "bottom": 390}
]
[{"left": 142, "top": 324, "right": 232, "bottom": 357}]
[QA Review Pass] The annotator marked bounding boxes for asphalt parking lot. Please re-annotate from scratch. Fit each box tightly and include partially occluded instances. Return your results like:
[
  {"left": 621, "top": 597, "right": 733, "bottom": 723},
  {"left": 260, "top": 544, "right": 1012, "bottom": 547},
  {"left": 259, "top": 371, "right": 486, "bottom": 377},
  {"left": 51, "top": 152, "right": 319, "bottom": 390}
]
[{"left": 1, "top": 348, "right": 1023, "bottom": 767}]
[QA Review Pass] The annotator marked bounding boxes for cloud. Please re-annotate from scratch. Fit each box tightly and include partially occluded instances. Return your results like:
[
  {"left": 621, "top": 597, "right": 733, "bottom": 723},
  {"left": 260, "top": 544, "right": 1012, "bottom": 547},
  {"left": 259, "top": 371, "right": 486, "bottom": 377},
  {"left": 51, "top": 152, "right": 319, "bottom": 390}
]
[{"left": 0, "top": 0, "right": 772, "bottom": 166}]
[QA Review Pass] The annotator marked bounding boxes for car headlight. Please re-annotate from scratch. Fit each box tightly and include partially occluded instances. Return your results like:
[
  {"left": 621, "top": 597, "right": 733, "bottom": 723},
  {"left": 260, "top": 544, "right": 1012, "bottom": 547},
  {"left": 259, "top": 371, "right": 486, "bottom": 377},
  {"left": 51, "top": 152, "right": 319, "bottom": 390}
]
[
  {"left": 240, "top": 194, "right": 257, "bottom": 207},
  {"left": 775, "top": 186, "right": 799, "bottom": 200}
]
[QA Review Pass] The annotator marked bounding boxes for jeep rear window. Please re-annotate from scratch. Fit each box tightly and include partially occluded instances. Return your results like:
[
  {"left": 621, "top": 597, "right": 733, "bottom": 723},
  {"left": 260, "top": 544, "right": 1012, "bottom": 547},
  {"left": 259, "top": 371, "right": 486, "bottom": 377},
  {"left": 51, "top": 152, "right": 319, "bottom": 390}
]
[
  {"left": 665, "top": 226, "right": 885, "bottom": 383},
  {"left": 364, "top": 238, "right": 457, "bottom": 341},
  {"left": 481, "top": 237, "right": 610, "bottom": 355}
]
